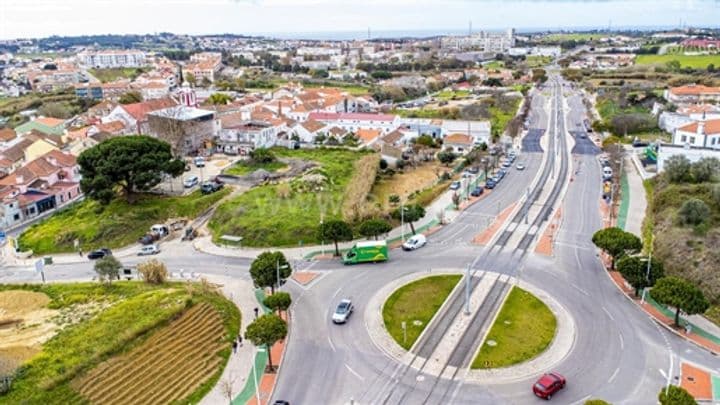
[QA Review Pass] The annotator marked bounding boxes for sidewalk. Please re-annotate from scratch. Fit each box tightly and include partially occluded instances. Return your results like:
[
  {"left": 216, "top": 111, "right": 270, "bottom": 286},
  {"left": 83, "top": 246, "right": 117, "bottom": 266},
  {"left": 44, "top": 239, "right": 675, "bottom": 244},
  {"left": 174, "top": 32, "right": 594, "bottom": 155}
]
[
  {"left": 199, "top": 275, "right": 258, "bottom": 405},
  {"left": 621, "top": 154, "right": 647, "bottom": 237}
]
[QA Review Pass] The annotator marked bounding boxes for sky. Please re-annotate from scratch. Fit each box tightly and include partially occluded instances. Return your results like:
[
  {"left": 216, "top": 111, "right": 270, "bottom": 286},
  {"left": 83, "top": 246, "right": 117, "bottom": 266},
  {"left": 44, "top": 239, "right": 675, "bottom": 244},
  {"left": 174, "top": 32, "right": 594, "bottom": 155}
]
[{"left": 1, "top": 0, "right": 719, "bottom": 40}]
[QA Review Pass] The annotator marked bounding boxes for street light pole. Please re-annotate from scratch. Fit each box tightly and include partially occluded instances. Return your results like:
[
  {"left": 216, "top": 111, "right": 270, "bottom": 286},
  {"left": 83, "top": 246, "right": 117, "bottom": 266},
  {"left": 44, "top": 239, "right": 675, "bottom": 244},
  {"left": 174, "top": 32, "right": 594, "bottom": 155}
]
[{"left": 642, "top": 234, "right": 655, "bottom": 304}]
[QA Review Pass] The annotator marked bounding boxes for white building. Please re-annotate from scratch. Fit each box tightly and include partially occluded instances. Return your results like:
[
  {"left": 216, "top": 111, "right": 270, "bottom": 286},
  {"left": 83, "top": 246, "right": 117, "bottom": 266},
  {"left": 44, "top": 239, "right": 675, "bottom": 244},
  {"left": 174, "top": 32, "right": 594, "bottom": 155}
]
[
  {"left": 664, "top": 84, "right": 720, "bottom": 105},
  {"left": 307, "top": 112, "right": 397, "bottom": 134},
  {"left": 78, "top": 50, "right": 146, "bottom": 68},
  {"left": 441, "top": 29, "right": 515, "bottom": 53},
  {"left": 658, "top": 143, "right": 720, "bottom": 172},
  {"left": 673, "top": 119, "right": 720, "bottom": 149}
]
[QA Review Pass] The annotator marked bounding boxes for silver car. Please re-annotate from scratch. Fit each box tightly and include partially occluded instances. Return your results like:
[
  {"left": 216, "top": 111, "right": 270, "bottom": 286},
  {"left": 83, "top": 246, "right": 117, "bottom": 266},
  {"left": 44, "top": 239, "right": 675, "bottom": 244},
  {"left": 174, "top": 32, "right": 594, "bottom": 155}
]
[{"left": 332, "top": 299, "right": 354, "bottom": 324}]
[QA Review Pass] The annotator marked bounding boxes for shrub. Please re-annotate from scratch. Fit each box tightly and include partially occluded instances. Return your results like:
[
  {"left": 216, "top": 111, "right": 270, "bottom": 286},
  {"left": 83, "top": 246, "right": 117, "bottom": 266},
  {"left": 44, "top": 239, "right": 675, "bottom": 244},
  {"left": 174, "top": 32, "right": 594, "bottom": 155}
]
[
  {"left": 342, "top": 154, "right": 380, "bottom": 222},
  {"left": 691, "top": 157, "right": 720, "bottom": 183},
  {"left": 137, "top": 259, "right": 169, "bottom": 284},
  {"left": 665, "top": 155, "right": 692, "bottom": 183},
  {"left": 678, "top": 198, "right": 710, "bottom": 225},
  {"left": 658, "top": 385, "right": 697, "bottom": 405}
]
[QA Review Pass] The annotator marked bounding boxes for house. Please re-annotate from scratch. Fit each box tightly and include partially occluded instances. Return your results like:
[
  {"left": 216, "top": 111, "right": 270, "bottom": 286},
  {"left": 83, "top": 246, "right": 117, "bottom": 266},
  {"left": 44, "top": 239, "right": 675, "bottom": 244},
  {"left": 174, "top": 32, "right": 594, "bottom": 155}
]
[
  {"left": 443, "top": 133, "right": 475, "bottom": 154},
  {"left": 356, "top": 128, "right": 382, "bottom": 146},
  {"left": 440, "top": 120, "right": 491, "bottom": 145},
  {"left": 217, "top": 116, "right": 278, "bottom": 155},
  {"left": 0, "top": 150, "right": 81, "bottom": 229},
  {"left": 673, "top": 119, "right": 720, "bottom": 149},
  {"left": 182, "top": 52, "right": 222, "bottom": 83},
  {"left": 147, "top": 105, "right": 218, "bottom": 155},
  {"left": 103, "top": 98, "right": 178, "bottom": 135},
  {"left": 0, "top": 128, "right": 17, "bottom": 147},
  {"left": 657, "top": 143, "right": 720, "bottom": 173},
  {"left": 294, "top": 119, "right": 327, "bottom": 143},
  {"left": 14, "top": 116, "right": 65, "bottom": 136},
  {"left": 665, "top": 85, "right": 720, "bottom": 105},
  {"left": 307, "top": 112, "right": 397, "bottom": 134}
]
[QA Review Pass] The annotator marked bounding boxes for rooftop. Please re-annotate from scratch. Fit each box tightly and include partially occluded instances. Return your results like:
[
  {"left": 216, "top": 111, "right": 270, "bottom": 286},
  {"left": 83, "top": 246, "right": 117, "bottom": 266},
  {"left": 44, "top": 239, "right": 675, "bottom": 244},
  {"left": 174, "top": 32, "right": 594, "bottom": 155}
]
[{"left": 149, "top": 105, "right": 215, "bottom": 121}]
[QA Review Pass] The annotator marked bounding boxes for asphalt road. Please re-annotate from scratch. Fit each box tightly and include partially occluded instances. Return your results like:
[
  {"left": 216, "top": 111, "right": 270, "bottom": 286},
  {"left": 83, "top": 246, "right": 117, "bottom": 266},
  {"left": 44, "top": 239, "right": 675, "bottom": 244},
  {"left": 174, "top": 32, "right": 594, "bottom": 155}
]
[{"left": 3, "top": 77, "right": 720, "bottom": 404}]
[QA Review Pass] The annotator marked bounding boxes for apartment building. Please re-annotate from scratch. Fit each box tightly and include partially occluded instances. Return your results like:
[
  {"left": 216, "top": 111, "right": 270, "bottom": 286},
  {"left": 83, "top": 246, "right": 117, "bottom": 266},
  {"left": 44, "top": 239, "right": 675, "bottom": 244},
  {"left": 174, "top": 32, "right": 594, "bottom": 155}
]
[{"left": 78, "top": 49, "right": 146, "bottom": 68}]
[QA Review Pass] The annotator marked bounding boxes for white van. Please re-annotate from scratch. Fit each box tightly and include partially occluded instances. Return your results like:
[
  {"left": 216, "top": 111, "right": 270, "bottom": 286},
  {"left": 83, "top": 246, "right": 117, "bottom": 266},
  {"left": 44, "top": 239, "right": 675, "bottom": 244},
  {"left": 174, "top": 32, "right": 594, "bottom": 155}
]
[
  {"left": 138, "top": 244, "right": 160, "bottom": 256},
  {"left": 602, "top": 166, "right": 613, "bottom": 180},
  {"left": 402, "top": 234, "right": 427, "bottom": 251},
  {"left": 151, "top": 224, "right": 169, "bottom": 237}
]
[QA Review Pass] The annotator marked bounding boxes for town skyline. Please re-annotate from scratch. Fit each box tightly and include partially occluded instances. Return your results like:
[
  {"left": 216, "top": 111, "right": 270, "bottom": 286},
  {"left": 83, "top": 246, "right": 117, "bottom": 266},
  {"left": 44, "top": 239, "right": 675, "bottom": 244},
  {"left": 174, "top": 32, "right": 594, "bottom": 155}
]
[{"left": 1, "top": 0, "right": 719, "bottom": 40}]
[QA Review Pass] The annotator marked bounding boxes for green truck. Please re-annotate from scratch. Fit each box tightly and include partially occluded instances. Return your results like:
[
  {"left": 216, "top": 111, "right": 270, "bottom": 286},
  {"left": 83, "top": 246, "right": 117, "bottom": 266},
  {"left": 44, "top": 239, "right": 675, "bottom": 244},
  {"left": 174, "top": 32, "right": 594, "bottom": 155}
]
[{"left": 342, "top": 240, "right": 389, "bottom": 265}]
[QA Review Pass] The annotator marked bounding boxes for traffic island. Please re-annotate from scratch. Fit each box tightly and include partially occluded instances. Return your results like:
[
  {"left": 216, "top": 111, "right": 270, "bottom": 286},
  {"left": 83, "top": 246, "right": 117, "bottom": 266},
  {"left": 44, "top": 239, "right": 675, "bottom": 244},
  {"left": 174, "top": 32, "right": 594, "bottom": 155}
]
[{"left": 471, "top": 287, "right": 556, "bottom": 369}]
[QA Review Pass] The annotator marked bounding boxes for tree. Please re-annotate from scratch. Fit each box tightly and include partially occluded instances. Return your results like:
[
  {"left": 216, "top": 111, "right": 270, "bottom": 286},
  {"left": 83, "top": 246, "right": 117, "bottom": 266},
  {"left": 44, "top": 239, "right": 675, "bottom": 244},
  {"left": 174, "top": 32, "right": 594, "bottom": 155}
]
[
  {"left": 38, "top": 102, "right": 72, "bottom": 119},
  {"left": 137, "top": 259, "right": 169, "bottom": 284},
  {"left": 532, "top": 68, "right": 548, "bottom": 83},
  {"left": 244, "top": 314, "right": 287, "bottom": 372},
  {"left": 118, "top": 91, "right": 143, "bottom": 105},
  {"left": 185, "top": 72, "right": 197, "bottom": 86},
  {"left": 658, "top": 384, "right": 697, "bottom": 405},
  {"left": 708, "top": 63, "right": 716, "bottom": 73},
  {"left": 78, "top": 136, "right": 185, "bottom": 204},
  {"left": 415, "top": 135, "right": 437, "bottom": 148},
  {"left": 437, "top": 150, "right": 457, "bottom": 166},
  {"left": 263, "top": 292, "right": 292, "bottom": 316},
  {"left": 250, "top": 147, "right": 276, "bottom": 164},
  {"left": 691, "top": 157, "right": 720, "bottom": 183},
  {"left": 651, "top": 276, "right": 709, "bottom": 327},
  {"left": 591, "top": 227, "right": 642, "bottom": 270},
  {"left": 201, "top": 77, "right": 212, "bottom": 88},
  {"left": 207, "top": 93, "right": 232, "bottom": 105},
  {"left": 664, "top": 155, "right": 692, "bottom": 183},
  {"left": 311, "top": 69, "right": 329, "bottom": 79},
  {"left": 388, "top": 194, "right": 400, "bottom": 206},
  {"left": 678, "top": 198, "right": 710, "bottom": 226},
  {"left": 391, "top": 204, "right": 425, "bottom": 235},
  {"left": 94, "top": 255, "right": 121, "bottom": 284},
  {"left": 665, "top": 60, "right": 682, "bottom": 73},
  {"left": 616, "top": 255, "right": 664, "bottom": 296},
  {"left": 317, "top": 220, "right": 353, "bottom": 256},
  {"left": 358, "top": 219, "right": 392, "bottom": 240},
  {"left": 250, "top": 251, "right": 293, "bottom": 294}
]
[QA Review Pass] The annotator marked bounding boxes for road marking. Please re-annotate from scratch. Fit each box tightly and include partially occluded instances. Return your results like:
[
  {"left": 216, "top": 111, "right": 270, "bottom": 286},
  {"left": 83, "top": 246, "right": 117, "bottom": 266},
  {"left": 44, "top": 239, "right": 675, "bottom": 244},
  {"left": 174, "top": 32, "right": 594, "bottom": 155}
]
[
  {"left": 345, "top": 363, "right": 365, "bottom": 381},
  {"left": 331, "top": 287, "right": 342, "bottom": 300},
  {"left": 608, "top": 367, "right": 620, "bottom": 383},
  {"left": 572, "top": 283, "right": 589, "bottom": 296},
  {"left": 619, "top": 333, "right": 624, "bottom": 350},
  {"left": 327, "top": 336, "right": 336, "bottom": 352},
  {"left": 602, "top": 306, "right": 615, "bottom": 321}
]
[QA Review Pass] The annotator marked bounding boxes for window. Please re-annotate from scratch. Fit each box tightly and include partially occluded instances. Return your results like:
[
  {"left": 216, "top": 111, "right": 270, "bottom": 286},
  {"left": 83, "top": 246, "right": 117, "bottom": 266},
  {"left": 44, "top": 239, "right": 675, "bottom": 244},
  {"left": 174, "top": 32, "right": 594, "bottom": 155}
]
[
  {"left": 681, "top": 135, "right": 687, "bottom": 142},
  {"left": 13, "top": 214, "right": 20, "bottom": 221},
  {"left": 690, "top": 136, "right": 696, "bottom": 144}
]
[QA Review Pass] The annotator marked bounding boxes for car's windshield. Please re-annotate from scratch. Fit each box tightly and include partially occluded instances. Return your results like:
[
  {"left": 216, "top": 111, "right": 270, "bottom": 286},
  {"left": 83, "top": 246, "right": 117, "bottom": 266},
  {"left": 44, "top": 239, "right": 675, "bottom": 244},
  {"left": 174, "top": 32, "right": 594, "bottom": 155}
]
[{"left": 337, "top": 302, "right": 349, "bottom": 313}]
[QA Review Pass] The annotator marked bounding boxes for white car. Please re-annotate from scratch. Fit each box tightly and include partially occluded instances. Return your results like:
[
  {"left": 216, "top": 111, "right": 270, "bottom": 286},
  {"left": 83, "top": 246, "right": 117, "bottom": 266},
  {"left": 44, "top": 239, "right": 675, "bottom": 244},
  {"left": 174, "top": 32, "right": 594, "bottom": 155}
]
[
  {"left": 516, "top": 163, "right": 526, "bottom": 170},
  {"left": 332, "top": 299, "right": 354, "bottom": 324},
  {"left": 138, "top": 244, "right": 160, "bottom": 256},
  {"left": 402, "top": 234, "right": 427, "bottom": 251},
  {"left": 194, "top": 156, "right": 206, "bottom": 167},
  {"left": 184, "top": 175, "right": 199, "bottom": 188}
]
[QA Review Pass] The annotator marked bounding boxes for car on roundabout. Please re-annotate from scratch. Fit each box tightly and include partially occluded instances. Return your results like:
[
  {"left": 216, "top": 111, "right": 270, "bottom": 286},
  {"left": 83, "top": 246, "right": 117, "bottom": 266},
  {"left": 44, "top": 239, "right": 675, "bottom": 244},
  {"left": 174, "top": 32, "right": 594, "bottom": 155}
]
[
  {"left": 402, "top": 234, "right": 427, "bottom": 251},
  {"left": 532, "top": 371, "right": 566, "bottom": 400},
  {"left": 332, "top": 299, "right": 354, "bottom": 324}
]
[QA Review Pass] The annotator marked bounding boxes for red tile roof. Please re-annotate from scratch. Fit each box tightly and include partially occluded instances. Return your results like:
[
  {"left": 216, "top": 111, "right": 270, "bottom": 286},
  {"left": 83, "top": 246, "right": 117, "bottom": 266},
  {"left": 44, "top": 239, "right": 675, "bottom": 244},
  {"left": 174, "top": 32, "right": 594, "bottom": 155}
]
[
  {"left": 678, "top": 119, "right": 720, "bottom": 135},
  {"left": 444, "top": 133, "right": 473, "bottom": 145},
  {"left": 0, "top": 128, "right": 16, "bottom": 142},
  {"left": 356, "top": 128, "right": 381, "bottom": 143},
  {"left": 670, "top": 84, "right": 720, "bottom": 96},
  {"left": 308, "top": 112, "right": 396, "bottom": 122},
  {"left": 35, "top": 117, "right": 65, "bottom": 128},
  {"left": 121, "top": 98, "right": 178, "bottom": 122}
]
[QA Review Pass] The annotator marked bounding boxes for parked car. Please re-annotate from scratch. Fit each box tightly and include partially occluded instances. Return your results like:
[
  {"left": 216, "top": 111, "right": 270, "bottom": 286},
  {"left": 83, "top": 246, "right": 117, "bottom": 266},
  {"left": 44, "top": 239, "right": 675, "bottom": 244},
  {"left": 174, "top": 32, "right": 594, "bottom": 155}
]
[
  {"left": 449, "top": 181, "right": 461, "bottom": 190},
  {"left": 201, "top": 181, "right": 223, "bottom": 194},
  {"left": 88, "top": 248, "right": 112, "bottom": 260},
  {"left": 516, "top": 163, "right": 526, "bottom": 170},
  {"left": 182, "top": 227, "right": 198, "bottom": 241},
  {"left": 533, "top": 372, "right": 566, "bottom": 400},
  {"left": 402, "top": 234, "right": 427, "bottom": 251},
  {"left": 184, "top": 175, "right": 199, "bottom": 188},
  {"left": 467, "top": 166, "right": 480, "bottom": 174},
  {"left": 138, "top": 233, "right": 160, "bottom": 245},
  {"left": 470, "top": 186, "right": 484, "bottom": 197},
  {"left": 492, "top": 175, "right": 502, "bottom": 183},
  {"left": 138, "top": 244, "right": 160, "bottom": 256},
  {"left": 502, "top": 160, "right": 512, "bottom": 168},
  {"left": 485, "top": 179, "right": 497, "bottom": 189},
  {"left": 332, "top": 299, "right": 354, "bottom": 324},
  {"left": 273, "top": 401, "right": 290, "bottom": 405},
  {"left": 194, "top": 156, "right": 206, "bottom": 167}
]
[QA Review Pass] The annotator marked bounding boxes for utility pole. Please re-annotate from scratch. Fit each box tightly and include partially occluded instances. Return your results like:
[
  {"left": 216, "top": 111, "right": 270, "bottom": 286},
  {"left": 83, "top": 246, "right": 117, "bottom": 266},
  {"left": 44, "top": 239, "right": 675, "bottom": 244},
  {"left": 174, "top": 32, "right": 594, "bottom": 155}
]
[{"left": 642, "top": 234, "right": 655, "bottom": 303}]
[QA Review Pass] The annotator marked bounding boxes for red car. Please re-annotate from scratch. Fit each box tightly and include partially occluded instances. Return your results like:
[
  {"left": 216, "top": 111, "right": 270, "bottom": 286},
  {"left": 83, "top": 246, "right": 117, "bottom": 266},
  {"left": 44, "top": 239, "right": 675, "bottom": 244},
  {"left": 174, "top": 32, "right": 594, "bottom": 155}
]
[{"left": 533, "top": 372, "right": 566, "bottom": 400}]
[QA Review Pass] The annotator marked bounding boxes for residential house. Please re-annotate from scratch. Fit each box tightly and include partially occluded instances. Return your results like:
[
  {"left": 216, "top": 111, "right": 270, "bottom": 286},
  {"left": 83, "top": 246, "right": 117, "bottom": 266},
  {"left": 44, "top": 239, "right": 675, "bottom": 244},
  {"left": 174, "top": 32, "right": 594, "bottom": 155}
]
[
  {"left": 665, "top": 84, "right": 720, "bottom": 105},
  {"left": 307, "top": 112, "right": 398, "bottom": 134},
  {"left": 182, "top": 52, "right": 222, "bottom": 83},
  {"left": 0, "top": 128, "right": 17, "bottom": 148},
  {"left": 355, "top": 128, "right": 382, "bottom": 147},
  {"left": 443, "top": 133, "right": 475, "bottom": 154},
  {"left": 217, "top": 115, "right": 278, "bottom": 155},
  {"left": 673, "top": 119, "right": 720, "bottom": 149},
  {"left": 293, "top": 119, "right": 327, "bottom": 143},
  {"left": 103, "top": 97, "right": 178, "bottom": 135},
  {"left": 14, "top": 116, "right": 65, "bottom": 136}
]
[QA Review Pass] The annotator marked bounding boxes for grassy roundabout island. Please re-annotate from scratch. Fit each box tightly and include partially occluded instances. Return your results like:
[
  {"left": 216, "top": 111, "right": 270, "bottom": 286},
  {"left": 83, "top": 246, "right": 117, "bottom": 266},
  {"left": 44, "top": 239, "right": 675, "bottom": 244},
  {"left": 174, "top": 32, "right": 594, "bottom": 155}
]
[
  {"left": 472, "top": 286, "right": 556, "bottom": 369},
  {"left": 382, "top": 275, "right": 461, "bottom": 350}
]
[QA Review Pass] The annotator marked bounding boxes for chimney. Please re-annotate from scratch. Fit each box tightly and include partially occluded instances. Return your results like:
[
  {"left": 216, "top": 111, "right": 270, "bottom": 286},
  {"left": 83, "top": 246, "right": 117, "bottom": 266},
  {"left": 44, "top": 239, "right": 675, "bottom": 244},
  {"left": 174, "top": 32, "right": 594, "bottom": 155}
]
[{"left": 698, "top": 121, "right": 705, "bottom": 136}]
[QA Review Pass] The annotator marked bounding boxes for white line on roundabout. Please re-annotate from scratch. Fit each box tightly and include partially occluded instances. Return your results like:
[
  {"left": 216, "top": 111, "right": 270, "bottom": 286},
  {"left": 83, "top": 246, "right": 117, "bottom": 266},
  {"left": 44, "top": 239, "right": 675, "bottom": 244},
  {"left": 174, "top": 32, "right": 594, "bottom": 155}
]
[{"left": 344, "top": 363, "right": 365, "bottom": 381}]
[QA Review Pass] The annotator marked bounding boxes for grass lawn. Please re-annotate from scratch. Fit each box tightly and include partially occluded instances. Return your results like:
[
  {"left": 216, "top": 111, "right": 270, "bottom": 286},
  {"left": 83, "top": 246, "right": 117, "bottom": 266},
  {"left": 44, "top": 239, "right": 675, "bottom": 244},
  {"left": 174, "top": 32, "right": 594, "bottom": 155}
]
[
  {"left": 88, "top": 67, "right": 149, "bottom": 83},
  {"left": 542, "top": 33, "right": 602, "bottom": 42},
  {"left": 526, "top": 55, "right": 553, "bottom": 68},
  {"left": 209, "top": 148, "right": 370, "bottom": 247},
  {"left": 382, "top": 275, "right": 462, "bottom": 350},
  {"left": 635, "top": 54, "right": 720, "bottom": 69},
  {"left": 436, "top": 90, "right": 471, "bottom": 101},
  {"left": 223, "top": 159, "right": 288, "bottom": 176},
  {"left": 484, "top": 61, "right": 505, "bottom": 70},
  {"left": 0, "top": 281, "right": 240, "bottom": 404},
  {"left": 472, "top": 287, "right": 556, "bottom": 369},
  {"left": 18, "top": 188, "right": 230, "bottom": 254}
]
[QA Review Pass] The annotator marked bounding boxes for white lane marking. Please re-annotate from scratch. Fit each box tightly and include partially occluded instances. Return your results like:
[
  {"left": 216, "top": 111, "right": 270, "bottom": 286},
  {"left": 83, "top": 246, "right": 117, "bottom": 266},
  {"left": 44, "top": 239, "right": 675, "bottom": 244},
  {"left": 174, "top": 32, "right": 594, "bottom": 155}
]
[
  {"left": 619, "top": 333, "right": 624, "bottom": 350},
  {"left": 602, "top": 306, "right": 615, "bottom": 321},
  {"left": 608, "top": 367, "right": 620, "bottom": 383},
  {"left": 327, "top": 336, "right": 336, "bottom": 352},
  {"left": 572, "top": 283, "right": 589, "bottom": 296},
  {"left": 345, "top": 363, "right": 365, "bottom": 381},
  {"left": 331, "top": 287, "right": 342, "bottom": 299}
]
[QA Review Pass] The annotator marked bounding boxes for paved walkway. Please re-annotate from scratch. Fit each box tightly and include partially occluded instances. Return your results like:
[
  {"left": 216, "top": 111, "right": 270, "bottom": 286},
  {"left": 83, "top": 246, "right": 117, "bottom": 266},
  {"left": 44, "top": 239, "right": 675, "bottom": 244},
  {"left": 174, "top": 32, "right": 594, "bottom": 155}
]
[
  {"left": 622, "top": 154, "right": 647, "bottom": 237},
  {"left": 200, "top": 275, "right": 258, "bottom": 405}
]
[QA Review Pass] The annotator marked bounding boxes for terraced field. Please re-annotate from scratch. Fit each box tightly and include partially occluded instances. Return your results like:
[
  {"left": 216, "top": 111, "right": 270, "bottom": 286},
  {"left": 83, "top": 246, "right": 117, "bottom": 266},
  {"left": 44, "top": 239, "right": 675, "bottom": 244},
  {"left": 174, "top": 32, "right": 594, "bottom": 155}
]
[{"left": 74, "top": 303, "right": 225, "bottom": 405}]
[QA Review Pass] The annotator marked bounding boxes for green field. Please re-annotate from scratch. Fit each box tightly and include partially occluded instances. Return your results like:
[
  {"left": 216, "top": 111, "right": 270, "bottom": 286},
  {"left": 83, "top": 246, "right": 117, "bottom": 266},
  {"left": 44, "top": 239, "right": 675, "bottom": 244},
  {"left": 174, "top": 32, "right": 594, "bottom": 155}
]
[
  {"left": 0, "top": 282, "right": 240, "bottom": 404},
  {"left": 209, "top": 148, "right": 370, "bottom": 247},
  {"left": 542, "top": 33, "right": 602, "bottom": 42},
  {"left": 526, "top": 55, "right": 553, "bottom": 68},
  {"left": 223, "top": 160, "right": 288, "bottom": 176},
  {"left": 435, "top": 90, "right": 471, "bottom": 101},
  {"left": 382, "top": 275, "right": 462, "bottom": 350},
  {"left": 635, "top": 54, "right": 720, "bottom": 69},
  {"left": 484, "top": 61, "right": 505, "bottom": 70},
  {"left": 88, "top": 67, "right": 149, "bottom": 83},
  {"left": 472, "top": 287, "right": 556, "bottom": 369},
  {"left": 18, "top": 189, "right": 230, "bottom": 254}
]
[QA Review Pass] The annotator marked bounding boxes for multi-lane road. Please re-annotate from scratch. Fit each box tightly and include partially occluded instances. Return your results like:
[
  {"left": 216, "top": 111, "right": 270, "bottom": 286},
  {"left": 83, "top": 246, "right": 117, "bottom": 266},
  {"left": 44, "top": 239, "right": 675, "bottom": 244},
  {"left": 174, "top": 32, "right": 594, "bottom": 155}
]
[{"left": 3, "top": 75, "right": 720, "bottom": 404}]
